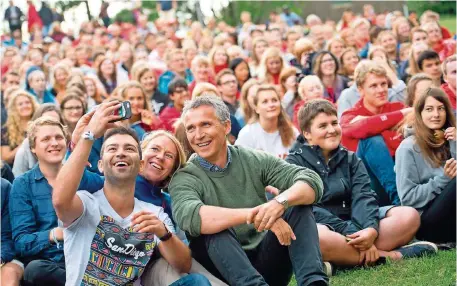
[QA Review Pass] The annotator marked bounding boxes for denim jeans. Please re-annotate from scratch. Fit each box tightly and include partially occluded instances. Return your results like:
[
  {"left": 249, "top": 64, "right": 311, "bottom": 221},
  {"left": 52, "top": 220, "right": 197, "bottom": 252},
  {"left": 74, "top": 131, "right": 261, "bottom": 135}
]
[
  {"left": 417, "top": 178, "right": 456, "bottom": 243},
  {"left": 356, "top": 135, "right": 400, "bottom": 206},
  {"left": 23, "top": 259, "right": 65, "bottom": 286},
  {"left": 190, "top": 205, "right": 328, "bottom": 286},
  {"left": 169, "top": 273, "right": 212, "bottom": 286}
]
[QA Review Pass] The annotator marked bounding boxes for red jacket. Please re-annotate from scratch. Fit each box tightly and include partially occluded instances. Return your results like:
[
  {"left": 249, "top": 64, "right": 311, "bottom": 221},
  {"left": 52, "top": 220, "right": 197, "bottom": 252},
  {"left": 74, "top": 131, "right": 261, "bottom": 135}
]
[
  {"left": 159, "top": 105, "right": 181, "bottom": 132},
  {"left": 441, "top": 83, "right": 456, "bottom": 110},
  {"left": 27, "top": 4, "right": 43, "bottom": 32},
  {"left": 340, "top": 99, "right": 405, "bottom": 156},
  {"left": 432, "top": 39, "right": 456, "bottom": 62}
]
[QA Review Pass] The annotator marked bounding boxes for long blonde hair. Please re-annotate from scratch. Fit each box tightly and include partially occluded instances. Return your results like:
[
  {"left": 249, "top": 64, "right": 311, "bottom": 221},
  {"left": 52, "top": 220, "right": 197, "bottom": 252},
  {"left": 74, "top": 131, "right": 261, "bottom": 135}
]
[
  {"left": 257, "top": 47, "right": 284, "bottom": 84},
  {"left": 6, "top": 90, "right": 39, "bottom": 148}
]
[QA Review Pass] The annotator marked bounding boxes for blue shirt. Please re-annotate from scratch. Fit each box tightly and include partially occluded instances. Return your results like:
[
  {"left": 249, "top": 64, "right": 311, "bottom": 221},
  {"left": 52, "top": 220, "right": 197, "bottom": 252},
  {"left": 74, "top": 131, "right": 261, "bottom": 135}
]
[
  {"left": 158, "top": 69, "right": 194, "bottom": 94},
  {"left": 197, "top": 147, "right": 232, "bottom": 172},
  {"left": 1, "top": 179, "right": 15, "bottom": 263},
  {"left": 8, "top": 164, "right": 103, "bottom": 262}
]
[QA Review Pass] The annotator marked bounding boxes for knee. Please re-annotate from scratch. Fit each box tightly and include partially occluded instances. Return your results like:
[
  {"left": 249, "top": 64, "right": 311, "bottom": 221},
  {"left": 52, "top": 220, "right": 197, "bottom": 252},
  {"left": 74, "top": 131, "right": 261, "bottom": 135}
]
[
  {"left": 317, "top": 225, "right": 338, "bottom": 254},
  {"left": 23, "top": 260, "right": 46, "bottom": 282},
  {"left": 1, "top": 263, "right": 24, "bottom": 282},
  {"left": 389, "top": 206, "right": 421, "bottom": 232},
  {"left": 358, "top": 135, "right": 386, "bottom": 151}
]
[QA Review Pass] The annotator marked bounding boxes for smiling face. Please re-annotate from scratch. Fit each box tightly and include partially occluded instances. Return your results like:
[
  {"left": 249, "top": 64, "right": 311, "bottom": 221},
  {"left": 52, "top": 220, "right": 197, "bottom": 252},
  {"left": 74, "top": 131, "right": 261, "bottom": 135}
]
[
  {"left": 255, "top": 89, "right": 281, "bottom": 121},
  {"left": 170, "top": 86, "right": 190, "bottom": 110},
  {"left": 126, "top": 87, "right": 146, "bottom": 116},
  {"left": 421, "top": 96, "right": 446, "bottom": 130},
  {"left": 330, "top": 41, "right": 345, "bottom": 58},
  {"left": 194, "top": 64, "right": 210, "bottom": 82},
  {"left": 62, "top": 98, "right": 84, "bottom": 124},
  {"left": 304, "top": 112, "right": 341, "bottom": 152},
  {"left": 300, "top": 79, "right": 324, "bottom": 101},
  {"left": 55, "top": 68, "right": 69, "bottom": 86},
  {"left": 412, "top": 31, "right": 428, "bottom": 45},
  {"left": 234, "top": 61, "right": 250, "bottom": 83},
  {"left": 31, "top": 125, "right": 67, "bottom": 164},
  {"left": 99, "top": 134, "right": 143, "bottom": 182},
  {"left": 266, "top": 56, "right": 282, "bottom": 75},
  {"left": 342, "top": 50, "right": 359, "bottom": 75},
  {"left": 15, "top": 95, "right": 34, "bottom": 118},
  {"left": 254, "top": 41, "right": 268, "bottom": 61},
  {"left": 359, "top": 73, "right": 389, "bottom": 112},
  {"left": 380, "top": 33, "right": 397, "bottom": 54},
  {"left": 139, "top": 70, "right": 157, "bottom": 92},
  {"left": 320, "top": 53, "right": 337, "bottom": 76},
  {"left": 423, "top": 22, "right": 442, "bottom": 44},
  {"left": 100, "top": 59, "right": 115, "bottom": 76},
  {"left": 141, "top": 135, "right": 178, "bottom": 183},
  {"left": 214, "top": 50, "right": 228, "bottom": 66},
  {"left": 84, "top": 79, "right": 96, "bottom": 97},
  {"left": 184, "top": 105, "right": 231, "bottom": 164},
  {"left": 29, "top": 71, "right": 46, "bottom": 92}
]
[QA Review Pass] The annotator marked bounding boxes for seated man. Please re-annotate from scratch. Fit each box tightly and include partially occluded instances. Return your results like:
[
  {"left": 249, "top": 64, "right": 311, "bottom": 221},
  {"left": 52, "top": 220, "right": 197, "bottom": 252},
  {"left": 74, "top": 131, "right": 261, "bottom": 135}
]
[
  {"left": 160, "top": 77, "right": 191, "bottom": 132},
  {"left": 158, "top": 48, "right": 194, "bottom": 94},
  {"left": 287, "top": 99, "right": 437, "bottom": 267},
  {"left": 2, "top": 178, "right": 24, "bottom": 286},
  {"left": 53, "top": 101, "right": 209, "bottom": 285},
  {"left": 216, "top": 69, "right": 240, "bottom": 116},
  {"left": 340, "top": 60, "right": 412, "bottom": 206},
  {"left": 170, "top": 95, "right": 329, "bottom": 286}
]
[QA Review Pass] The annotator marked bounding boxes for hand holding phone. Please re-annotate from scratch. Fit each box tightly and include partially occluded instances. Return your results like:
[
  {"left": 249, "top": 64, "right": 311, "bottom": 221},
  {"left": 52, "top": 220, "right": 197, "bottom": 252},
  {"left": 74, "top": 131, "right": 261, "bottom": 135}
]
[{"left": 110, "top": 101, "right": 132, "bottom": 123}]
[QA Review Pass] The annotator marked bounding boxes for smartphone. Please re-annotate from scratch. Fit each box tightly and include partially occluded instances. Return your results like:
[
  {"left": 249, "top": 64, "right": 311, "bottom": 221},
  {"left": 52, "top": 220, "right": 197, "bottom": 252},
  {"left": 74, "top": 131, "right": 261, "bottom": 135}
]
[{"left": 110, "top": 101, "right": 132, "bottom": 122}]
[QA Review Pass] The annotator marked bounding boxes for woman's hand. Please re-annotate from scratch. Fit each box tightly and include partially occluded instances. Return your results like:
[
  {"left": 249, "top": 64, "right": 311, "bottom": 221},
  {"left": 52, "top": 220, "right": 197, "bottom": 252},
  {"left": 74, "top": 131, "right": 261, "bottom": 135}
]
[
  {"left": 444, "top": 127, "right": 456, "bottom": 141},
  {"left": 443, "top": 158, "right": 456, "bottom": 179}
]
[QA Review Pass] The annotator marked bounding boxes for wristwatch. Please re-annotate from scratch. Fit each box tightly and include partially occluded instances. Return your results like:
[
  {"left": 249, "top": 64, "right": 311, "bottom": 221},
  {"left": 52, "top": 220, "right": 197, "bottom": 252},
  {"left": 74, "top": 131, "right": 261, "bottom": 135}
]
[
  {"left": 82, "top": 131, "right": 96, "bottom": 141},
  {"left": 159, "top": 224, "right": 173, "bottom": 242},
  {"left": 275, "top": 194, "right": 289, "bottom": 210}
]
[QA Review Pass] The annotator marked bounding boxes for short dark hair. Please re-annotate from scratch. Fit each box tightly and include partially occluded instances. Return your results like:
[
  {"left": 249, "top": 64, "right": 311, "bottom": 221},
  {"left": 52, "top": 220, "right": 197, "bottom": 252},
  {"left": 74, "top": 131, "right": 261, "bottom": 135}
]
[
  {"left": 417, "top": 50, "right": 440, "bottom": 70},
  {"left": 298, "top": 99, "right": 337, "bottom": 132},
  {"left": 101, "top": 127, "right": 142, "bottom": 159},
  {"left": 168, "top": 77, "right": 188, "bottom": 95},
  {"left": 215, "top": 68, "right": 235, "bottom": 85}
]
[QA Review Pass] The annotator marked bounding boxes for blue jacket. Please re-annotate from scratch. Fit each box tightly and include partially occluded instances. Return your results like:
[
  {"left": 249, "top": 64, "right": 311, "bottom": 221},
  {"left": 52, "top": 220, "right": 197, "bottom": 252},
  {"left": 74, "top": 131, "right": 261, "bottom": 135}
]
[
  {"left": 8, "top": 165, "right": 103, "bottom": 262},
  {"left": 158, "top": 69, "right": 194, "bottom": 94},
  {"left": 1, "top": 179, "right": 15, "bottom": 263}
]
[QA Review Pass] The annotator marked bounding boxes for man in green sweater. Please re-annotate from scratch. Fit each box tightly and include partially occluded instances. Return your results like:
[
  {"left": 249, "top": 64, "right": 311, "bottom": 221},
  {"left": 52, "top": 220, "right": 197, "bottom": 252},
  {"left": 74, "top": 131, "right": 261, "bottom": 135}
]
[{"left": 169, "top": 95, "right": 329, "bottom": 286}]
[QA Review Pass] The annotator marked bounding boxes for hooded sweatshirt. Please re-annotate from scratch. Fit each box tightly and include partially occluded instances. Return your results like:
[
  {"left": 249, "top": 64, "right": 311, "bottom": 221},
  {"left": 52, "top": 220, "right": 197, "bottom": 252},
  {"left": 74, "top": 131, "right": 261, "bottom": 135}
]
[
  {"left": 395, "top": 127, "right": 456, "bottom": 213},
  {"left": 25, "top": 66, "right": 56, "bottom": 104}
]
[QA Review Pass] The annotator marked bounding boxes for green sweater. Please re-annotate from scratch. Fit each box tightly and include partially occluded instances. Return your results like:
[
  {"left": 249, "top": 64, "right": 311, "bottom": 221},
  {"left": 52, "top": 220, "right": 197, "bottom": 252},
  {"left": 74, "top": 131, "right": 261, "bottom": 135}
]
[{"left": 169, "top": 145, "right": 323, "bottom": 250}]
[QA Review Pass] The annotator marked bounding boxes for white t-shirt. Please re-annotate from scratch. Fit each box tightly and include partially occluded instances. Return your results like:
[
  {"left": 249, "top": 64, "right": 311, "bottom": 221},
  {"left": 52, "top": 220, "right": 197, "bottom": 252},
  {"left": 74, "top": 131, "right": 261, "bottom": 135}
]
[
  {"left": 64, "top": 189, "right": 174, "bottom": 286},
  {"left": 235, "top": 122, "right": 299, "bottom": 159}
]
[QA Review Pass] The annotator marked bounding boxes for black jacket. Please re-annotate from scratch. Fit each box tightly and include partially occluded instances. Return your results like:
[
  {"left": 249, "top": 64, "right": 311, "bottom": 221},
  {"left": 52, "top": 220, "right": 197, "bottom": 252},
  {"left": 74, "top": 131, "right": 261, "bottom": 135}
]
[{"left": 286, "top": 135, "right": 380, "bottom": 232}]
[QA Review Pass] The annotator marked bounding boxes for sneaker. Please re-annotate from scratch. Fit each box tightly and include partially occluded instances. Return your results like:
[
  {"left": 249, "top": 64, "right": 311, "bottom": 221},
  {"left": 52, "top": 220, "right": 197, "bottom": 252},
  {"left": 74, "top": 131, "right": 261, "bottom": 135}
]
[
  {"left": 322, "top": 261, "right": 334, "bottom": 277},
  {"left": 436, "top": 242, "right": 456, "bottom": 251},
  {"left": 397, "top": 241, "right": 438, "bottom": 259}
]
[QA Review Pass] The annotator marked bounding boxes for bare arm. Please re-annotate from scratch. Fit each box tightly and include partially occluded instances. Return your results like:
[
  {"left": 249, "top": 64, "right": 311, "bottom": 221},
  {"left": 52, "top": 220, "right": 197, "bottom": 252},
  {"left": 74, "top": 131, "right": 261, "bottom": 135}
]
[
  {"left": 0, "top": 146, "right": 18, "bottom": 165},
  {"left": 158, "top": 235, "right": 192, "bottom": 273},
  {"left": 53, "top": 102, "right": 121, "bottom": 226}
]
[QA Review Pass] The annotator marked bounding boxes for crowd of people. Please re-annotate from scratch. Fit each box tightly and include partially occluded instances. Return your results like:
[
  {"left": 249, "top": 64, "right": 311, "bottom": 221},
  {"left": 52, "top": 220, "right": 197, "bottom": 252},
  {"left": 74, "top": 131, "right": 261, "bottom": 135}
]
[{"left": 1, "top": 1, "right": 456, "bottom": 285}]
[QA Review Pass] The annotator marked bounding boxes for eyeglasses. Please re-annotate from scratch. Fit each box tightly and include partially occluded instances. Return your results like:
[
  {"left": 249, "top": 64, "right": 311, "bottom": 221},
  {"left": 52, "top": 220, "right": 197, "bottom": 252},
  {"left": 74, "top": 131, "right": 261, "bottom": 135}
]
[
  {"left": 221, "top": 80, "right": 237, "bottom": 86},
  {"left": 63, "top": 106, "right": 83, "bottom": 111}
]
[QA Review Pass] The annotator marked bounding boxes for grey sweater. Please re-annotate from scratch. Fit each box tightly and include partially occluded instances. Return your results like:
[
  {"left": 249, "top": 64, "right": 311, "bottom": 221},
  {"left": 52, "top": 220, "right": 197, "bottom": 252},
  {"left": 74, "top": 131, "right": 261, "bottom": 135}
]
[
  {"left": 337, "top": 80, "right": 407, "bottom": 119},
  {"left": 395, "top": 130, "right": 456, "bottom": 213}
]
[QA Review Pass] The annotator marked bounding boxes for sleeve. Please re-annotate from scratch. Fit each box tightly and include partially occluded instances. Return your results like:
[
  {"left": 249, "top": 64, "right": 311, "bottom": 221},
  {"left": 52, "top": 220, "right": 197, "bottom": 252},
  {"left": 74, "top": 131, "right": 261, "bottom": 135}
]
[
  {"left": 349, "top": 154, "right": 380, "bottom": 232},
  {"left": 77, "top": 169, "right": 104, "bottom": 193},
  {"left": 169, "top": 174, "right": 205, "bottom": 237},
  {"left": 8, "top": 177, "right": 52, "bottom": 258},
  {"left": 66, "top": 191, "right": 100, "bottom": 231},
  {"left": 1, "top": 127, "right": 9, "bottom": 147},
  {"left": 337, "top": 89, "right": 355, "bottom": 119},
  {"left": 12, "top": 139, "right": 29, "bottom": 177},
  {"left": 395, "top": 143, "right": 450, "bottom": 209},
  {"left": 259, "top": 151, "right": 323, "bottom": 203},
  {"left": 387, "top": 80, "right": 407, "bottom": 103},
  {"left": 341, "top": 110, "right": 404, "bottom": 139},
  {"left": 1, "top": 180, "right": 15, "bottom": 263}
]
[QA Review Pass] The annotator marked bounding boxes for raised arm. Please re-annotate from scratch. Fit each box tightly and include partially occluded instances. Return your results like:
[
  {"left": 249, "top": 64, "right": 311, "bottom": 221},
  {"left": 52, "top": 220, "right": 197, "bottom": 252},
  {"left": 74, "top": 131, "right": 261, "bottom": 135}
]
[{"left": 53, "top": 102, "right": 121, "bottom": 226}]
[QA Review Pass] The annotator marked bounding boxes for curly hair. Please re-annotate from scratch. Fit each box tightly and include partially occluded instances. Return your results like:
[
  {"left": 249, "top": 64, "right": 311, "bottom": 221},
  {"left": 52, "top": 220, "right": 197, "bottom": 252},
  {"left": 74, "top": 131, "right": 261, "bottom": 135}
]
[{"left": 5, "top": 90, "right": 39, "bottom": 148}]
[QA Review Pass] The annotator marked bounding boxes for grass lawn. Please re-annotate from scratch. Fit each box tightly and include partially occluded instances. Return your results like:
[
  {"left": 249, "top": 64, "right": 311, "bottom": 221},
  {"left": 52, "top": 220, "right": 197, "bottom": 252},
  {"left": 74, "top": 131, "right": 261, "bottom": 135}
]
[
  {"left": 288, "top": 250, "right": 456, "bottom": 286},
  {"left": 440, "top": 15, "right": 456, "bottom": 34}
]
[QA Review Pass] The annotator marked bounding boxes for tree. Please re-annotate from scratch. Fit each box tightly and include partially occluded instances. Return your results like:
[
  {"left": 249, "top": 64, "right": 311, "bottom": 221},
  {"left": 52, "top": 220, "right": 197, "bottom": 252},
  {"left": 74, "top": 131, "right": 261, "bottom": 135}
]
[{"left": 55, "top": 0, "right": 91, "bottom": 21}]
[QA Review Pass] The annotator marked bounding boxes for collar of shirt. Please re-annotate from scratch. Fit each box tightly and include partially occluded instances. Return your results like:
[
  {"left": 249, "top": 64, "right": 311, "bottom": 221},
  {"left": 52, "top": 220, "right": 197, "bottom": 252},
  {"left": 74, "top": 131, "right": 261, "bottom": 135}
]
[{"left": 197, "top": 147, "right": 232, "bottom": 172}]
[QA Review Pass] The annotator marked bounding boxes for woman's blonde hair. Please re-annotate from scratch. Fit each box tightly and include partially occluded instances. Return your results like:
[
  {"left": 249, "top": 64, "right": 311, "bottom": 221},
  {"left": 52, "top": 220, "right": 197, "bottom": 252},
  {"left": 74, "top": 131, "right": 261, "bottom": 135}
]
[
  {"left": 141, "top": 130, "right": 187, "bottom": 185},
  {"left": 298, "top": 75, "right": 324, "bottom": 100},
  {"left": 6, "top": 90, "right": 39, "bottom": 148},
  {"left": 208, "top": 46, "right": 229, "bottom": 68},
  {"left": 49, "top": 62, "right": 71, "bottom": 91},
  {"left": 279, "top": 67, "right": 297, "bottom": 95},
  {"left": 251, "top": 37, "right": 269, "bottom": 65},
  {"left": 293, "top": 38, "right": 315, "bottom": 60},
  {"left": 258, "top": 47, "right": 284, "bottom": 84},
  {"left": 192, "top": 82, "right": 220, "bottom": 99},
  {"left": 120, "top": 81, "right": 151, "bottom": 111},
  {"left": 253, "top": 85, "right": 295, "bottom": 147},
  {"left": 240, "top": 78, "right": 259, "bottom": 125}
]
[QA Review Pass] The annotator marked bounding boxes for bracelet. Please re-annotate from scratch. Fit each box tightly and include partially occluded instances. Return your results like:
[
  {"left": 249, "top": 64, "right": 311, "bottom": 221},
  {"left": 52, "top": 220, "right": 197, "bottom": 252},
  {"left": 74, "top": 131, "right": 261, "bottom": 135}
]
[
  {"left": 51, "top": 229, "right": 61, "bottom": 249},
  {"left": 159, "top": 224, "right": 172, "bottom": 242}
]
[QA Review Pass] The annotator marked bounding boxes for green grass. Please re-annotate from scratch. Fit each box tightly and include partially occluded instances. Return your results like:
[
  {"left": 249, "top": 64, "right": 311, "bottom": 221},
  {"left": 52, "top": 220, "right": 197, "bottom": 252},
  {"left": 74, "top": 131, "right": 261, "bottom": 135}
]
[
  {"left": 440, "top": 15, "right": 456, "bottom": 34},
  {"left": 288, "top": 250, "right": 456, "bottom": 286}
]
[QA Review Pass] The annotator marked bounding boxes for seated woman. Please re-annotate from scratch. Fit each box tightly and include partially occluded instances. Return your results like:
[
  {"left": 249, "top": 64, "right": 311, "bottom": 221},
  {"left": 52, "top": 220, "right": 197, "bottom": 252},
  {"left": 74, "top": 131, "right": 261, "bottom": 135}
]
[
  {"left": 12, "top": 104, "right": 66, "bottom": 177},
  {"left": 396, "top": 87, "right": 456, "bottom": 244},
  {"left": 235, "top": 85, "right": 298, "bottom": 159},
  {"left": 405, "top": 73, "right": 433, "bottom": 107},
  {"left": 9, "top": 117, "right": 102, "bottom": 285},
  {"left": 1, "top": 90, "right": 39, "bottom": 165},
  {"left": 257, "top": 47, "right": 285, "bottom": 86},
  {"left": 229, "top": 58, "right": 251, "bottom": 91},
  {"left": 60, "top": 95, "right": 86, "bottom": 136},
  {"left": 48, "top": 62, "right": 71, "bottom": 102},
  {"left": 339, "top": 48, "right": 360, "bottom": 84},
  {"left": 286, "top": 99, "right": 437, "bottom": 267},
  {"left": 25, "top": 66, "right": 56, "bottom": 104},
  {"left": 235, "top": 78, "right": 258, "bottom": 128},
  {"left": 398, "top": 42, "right": 429, "bottom": 84},
  {"left": 279, "top": 67, "right": 299, "bottom": 120},
  {"left": 312, "top": 51, "right": 349, "bottom": 104}
]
